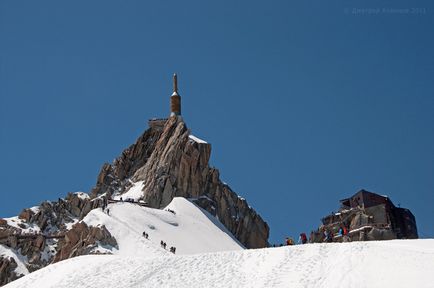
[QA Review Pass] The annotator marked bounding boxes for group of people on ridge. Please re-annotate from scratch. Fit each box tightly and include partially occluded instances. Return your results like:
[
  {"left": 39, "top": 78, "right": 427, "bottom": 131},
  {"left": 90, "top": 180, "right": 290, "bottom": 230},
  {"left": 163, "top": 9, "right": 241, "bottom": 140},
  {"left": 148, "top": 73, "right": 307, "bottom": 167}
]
[
  {"left": 322, "top": 225, "right": 349, "bottom": 243},
  {"left": 282, "top": 225, "right": 350, "bottom": 246},
  {"left": 285, "top": 232, "right": 307, "bottom": 246}
]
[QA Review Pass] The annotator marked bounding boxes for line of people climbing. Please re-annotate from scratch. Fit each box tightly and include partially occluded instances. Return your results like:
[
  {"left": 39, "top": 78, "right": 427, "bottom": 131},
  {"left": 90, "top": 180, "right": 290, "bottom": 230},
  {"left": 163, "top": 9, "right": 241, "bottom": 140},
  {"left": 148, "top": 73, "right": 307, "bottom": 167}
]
[
  {"left": 141, "top": 231, "right": 177, "bottom": 254},
  {"left": 101, "top": 198, "right": 178, "bottom": 254},
  {"left": 160, "top": 240, "right": 176, "bottom": 254}
]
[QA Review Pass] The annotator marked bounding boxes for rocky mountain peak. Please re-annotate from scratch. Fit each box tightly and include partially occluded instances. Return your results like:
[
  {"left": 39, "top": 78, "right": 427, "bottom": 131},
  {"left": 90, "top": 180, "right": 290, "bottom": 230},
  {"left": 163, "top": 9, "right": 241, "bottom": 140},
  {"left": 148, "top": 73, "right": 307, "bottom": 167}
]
[
  {"left": 0, "top": 114, "right": 269, "bottom": 287},
  {"left": 91, "top": 116, "right": 270, "bottom": 248}
]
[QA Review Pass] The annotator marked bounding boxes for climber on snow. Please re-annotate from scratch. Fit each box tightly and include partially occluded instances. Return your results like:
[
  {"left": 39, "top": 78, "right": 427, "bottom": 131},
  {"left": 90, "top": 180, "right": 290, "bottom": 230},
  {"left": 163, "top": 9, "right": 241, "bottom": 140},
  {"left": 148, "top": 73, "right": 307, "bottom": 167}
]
[
  {"left": 299, "top": 233, "right": 307, "bottom": 244},
  {"left": 324, "top": 230, "right": 332, "bottom": 242},
  {"left": 285, "top": 237, "right": 294, "bottom": 246}
]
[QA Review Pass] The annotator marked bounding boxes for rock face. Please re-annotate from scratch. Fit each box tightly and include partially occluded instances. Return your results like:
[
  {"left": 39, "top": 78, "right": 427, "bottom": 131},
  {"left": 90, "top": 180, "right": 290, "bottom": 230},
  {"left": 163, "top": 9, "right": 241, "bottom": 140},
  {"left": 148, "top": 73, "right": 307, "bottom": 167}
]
[
  {"left": 91, "top": 116, "right": 270, "bottom": 248},
  {"left": 53, "top": 222, "right": 117, "bottom": 263},
  {"left": 0, "top": 257, "right": 20, "bottom": 286},
  {"left": 0, "top": 193, "right": 116, "bottom": 286},
  {"left": 91, "top": 127, "right": 162, "bottom": 199}
]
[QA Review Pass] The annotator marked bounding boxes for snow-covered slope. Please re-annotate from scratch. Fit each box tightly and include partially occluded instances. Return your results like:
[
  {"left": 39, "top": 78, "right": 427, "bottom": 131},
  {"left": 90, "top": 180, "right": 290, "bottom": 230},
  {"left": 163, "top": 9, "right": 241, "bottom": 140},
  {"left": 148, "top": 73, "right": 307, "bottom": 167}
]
[
  {"left": 6, "top": 239, "right": 434, "bottom": 288},
  {"left": 82, "top": 197, "right": 244, "bottom": 257}
]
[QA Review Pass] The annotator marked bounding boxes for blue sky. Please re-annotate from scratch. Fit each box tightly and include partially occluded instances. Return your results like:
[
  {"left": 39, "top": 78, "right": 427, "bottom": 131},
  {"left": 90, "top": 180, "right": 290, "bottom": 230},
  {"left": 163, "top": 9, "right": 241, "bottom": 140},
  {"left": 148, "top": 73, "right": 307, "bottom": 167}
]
[{"left": 1, "top": 0, "right": 433, "bottom": 243}]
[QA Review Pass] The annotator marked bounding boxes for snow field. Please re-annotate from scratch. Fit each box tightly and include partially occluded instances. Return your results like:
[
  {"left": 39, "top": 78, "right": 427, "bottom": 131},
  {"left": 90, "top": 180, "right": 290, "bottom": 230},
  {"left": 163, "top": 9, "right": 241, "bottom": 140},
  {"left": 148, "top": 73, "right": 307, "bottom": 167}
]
[{"left": 5, "top": 239, "right": 434, "bottom": 288}]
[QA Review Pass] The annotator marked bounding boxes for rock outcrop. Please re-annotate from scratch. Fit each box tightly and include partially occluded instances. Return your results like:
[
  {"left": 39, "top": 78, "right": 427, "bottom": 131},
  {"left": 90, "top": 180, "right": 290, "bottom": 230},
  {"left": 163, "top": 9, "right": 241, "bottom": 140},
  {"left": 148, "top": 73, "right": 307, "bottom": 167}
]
[
  {"left": 91, "top": 127, "right": 163, "bottom": 198},
  {"left": 91, "top": 116, "right": 270, "bottom": 248},
  {"left": 0, "top": 193, "right": 116, "bottom": 286},
  {"left": 53, "top": 222, "right": 117, "bottom": 263},
  {"left": 0, "top": 257, "right": 20, "bottom": 287}
]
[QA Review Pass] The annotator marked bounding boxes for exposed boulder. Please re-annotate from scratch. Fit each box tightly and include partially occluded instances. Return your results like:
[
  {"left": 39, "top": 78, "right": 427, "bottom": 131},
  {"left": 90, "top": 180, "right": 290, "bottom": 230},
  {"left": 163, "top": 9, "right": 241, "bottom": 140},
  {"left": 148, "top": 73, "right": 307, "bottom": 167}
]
[
  {"left": 18, "top": 210, "right": 34, "bottom": 223},
  {"left": 53, "top": 222, "right": 117, "bottom": 263}
]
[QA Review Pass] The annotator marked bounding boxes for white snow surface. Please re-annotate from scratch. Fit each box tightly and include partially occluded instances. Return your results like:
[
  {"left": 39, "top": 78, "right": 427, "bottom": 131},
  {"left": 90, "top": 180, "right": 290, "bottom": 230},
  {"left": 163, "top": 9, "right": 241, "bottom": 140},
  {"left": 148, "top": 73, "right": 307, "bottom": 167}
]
[
  {"left": 189, "top": 134, "right": 207, "bottom": 144},
  {"left": 5, "top": 239, "right": 434, "bottom": 288},
  {"left": 82, "top": 197, "right": 243, "bottom": 257},
  {"left": 112, "top": 181, "right": 145, "bottom": 202}
]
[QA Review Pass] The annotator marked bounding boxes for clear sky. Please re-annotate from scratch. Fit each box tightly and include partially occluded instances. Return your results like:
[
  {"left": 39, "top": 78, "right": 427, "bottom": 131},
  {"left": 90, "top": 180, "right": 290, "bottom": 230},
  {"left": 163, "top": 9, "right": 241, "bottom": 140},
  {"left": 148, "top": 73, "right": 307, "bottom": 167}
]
[{"left": 1, "top": 0, "right": 433, "bottom": 244}]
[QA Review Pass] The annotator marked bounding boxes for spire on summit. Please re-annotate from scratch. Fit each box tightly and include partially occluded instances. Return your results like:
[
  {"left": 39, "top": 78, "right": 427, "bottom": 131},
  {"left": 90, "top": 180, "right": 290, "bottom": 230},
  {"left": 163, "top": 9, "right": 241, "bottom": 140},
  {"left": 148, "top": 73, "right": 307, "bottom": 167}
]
[
  {"left": 173, "top": 73, "right": 178, "bottom": 95},
  {"left": 170, "top": 73, "right": 181, "bottom": 116}
]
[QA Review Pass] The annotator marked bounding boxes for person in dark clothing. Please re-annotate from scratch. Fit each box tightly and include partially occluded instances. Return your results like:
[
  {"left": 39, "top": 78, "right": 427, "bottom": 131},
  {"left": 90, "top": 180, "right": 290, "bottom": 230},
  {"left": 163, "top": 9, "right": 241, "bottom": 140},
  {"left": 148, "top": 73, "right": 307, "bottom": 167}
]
[
  {"left": 299, "top": 233, "right": 307, "bottom": 244},
  {"left": 160, "top": 240, "right": 164, "bottom": 248},
  {"left": 163, "top": 242, "right": 167, "bottom": 249},
  {"left": 324, "top": 230, "right": 333, "bottom": 242}
]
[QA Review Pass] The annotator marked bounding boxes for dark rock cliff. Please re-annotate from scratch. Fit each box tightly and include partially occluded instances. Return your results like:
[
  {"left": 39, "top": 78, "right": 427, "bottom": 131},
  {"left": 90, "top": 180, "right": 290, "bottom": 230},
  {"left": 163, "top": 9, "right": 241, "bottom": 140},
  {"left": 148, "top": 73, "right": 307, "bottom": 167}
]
[{"left": 91, "top": 116, "right": 270, "bottom": 248}]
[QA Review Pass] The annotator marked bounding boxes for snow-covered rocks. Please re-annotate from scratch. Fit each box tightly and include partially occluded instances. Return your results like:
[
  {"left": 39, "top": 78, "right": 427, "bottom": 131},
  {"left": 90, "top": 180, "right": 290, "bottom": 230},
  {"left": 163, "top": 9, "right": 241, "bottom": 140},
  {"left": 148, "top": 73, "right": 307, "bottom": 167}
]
[
  {"left": 0, "top": 246, "right": 28, "bottom": 286},
  {"left": 0, "top": 194, "right": 245, "bottom": 286}
]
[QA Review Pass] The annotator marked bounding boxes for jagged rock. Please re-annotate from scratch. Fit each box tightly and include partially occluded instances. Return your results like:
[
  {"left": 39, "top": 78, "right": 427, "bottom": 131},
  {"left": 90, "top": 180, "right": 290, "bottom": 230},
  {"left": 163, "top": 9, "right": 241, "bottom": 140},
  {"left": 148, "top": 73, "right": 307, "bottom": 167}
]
[
  {"left": 53, "top": 222, "right": 117, "bottom": 263},
  {"left": 0, "top": 192, "right": 111, "bottom": 286},
  {"left": 90, "top": 127, "right": 163, "bottom": 198},
  {"left": 0, "top": 229, "right": 9, "bottom": 239},
  {"left": 0, "top": 219, "right": 7, "bottom": 227},
  {"left": 91, "top": 116, "right": 270, "bottom": 248},
  {"left": 0, "top": 256, "right": 20, "bottom": 286},
  {"left": 18, "top": 209, "right": 34, "bottom": 223}
]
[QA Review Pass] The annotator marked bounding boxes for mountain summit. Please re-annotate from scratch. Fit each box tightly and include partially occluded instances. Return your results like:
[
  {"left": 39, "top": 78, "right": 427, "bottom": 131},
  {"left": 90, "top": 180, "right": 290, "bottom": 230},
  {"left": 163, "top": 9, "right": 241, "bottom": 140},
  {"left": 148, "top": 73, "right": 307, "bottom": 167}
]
[
  {"left": 90, "top": 74, "right": 268, "bottom": 248},
  {"left": 0, "top": 75, "right": 269, "bottom": 286},
  {"left": 91, "top": 116, "right": 269, "bottom": 249}
]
